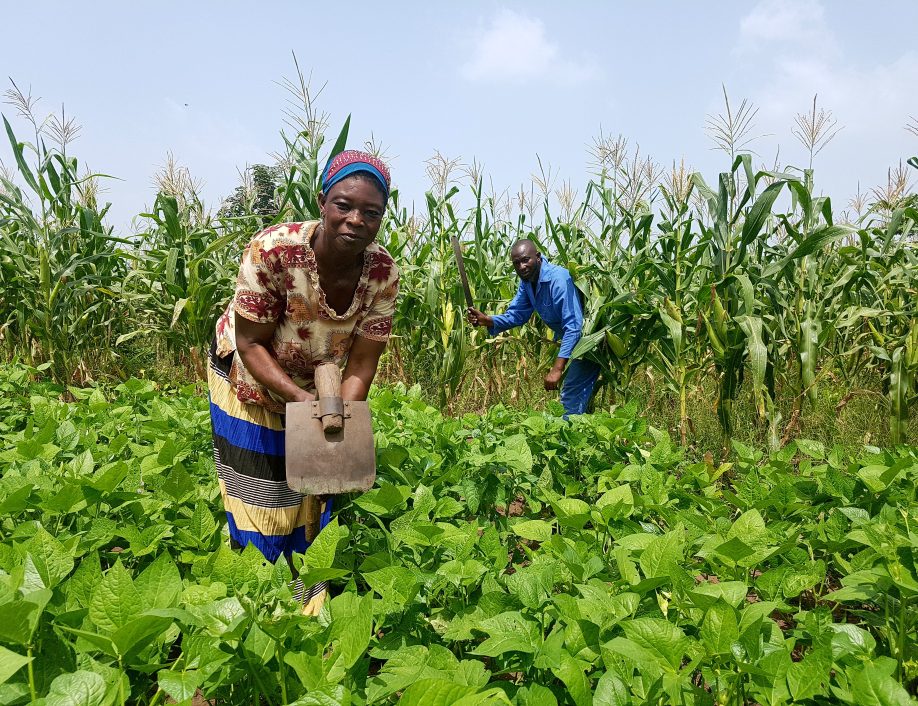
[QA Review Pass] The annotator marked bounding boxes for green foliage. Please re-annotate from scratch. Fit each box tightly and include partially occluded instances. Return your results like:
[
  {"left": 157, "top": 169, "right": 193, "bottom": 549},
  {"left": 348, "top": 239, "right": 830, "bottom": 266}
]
[
  {"left": 3, "top": 92, "right": 917, "bottom": 445},
  {"left": 219, "top": 164, "right": 282, "bottom": 225},
  {"left": 0, "top": 116, "right": 128, "bottom": 384},
  {"left": 0, "top": 364, "right": 916, "bottom": 703}
]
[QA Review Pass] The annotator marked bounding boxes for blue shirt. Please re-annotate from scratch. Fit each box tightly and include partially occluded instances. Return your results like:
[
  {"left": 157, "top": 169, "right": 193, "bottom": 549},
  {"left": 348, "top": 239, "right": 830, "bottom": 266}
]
[{"left": 488, "top": 261, "right": 585, "bottom": 359}]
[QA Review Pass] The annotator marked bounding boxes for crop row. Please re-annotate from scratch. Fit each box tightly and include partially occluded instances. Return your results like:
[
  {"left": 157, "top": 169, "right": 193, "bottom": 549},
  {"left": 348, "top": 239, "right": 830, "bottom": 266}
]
[{"left": 0, "top": 364, "right": 915, "bottom": 704}]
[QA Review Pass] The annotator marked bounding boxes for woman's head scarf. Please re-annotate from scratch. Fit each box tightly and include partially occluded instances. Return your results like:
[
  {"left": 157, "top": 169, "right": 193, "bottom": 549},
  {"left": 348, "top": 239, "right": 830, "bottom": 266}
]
[{"left": 320, "top": 150, "right": 391, "bottom": 200}]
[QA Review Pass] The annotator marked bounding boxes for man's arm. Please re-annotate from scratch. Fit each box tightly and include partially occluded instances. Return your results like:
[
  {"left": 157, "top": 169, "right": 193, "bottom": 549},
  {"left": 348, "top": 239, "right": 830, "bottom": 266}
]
[{"left": 467, "top": 280, "right": 534, "bottom": 333}]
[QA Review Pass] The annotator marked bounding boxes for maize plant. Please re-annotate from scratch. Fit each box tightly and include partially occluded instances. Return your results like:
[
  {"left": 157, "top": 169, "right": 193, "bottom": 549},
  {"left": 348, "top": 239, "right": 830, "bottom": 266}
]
[
  {"left": 2, "top": 90, "right": 916, "bottom": 444},
  {"left": 120, "top": 194, "right": 248, "bottom": 378},
  {"left": 0, "top": 117, "right": 127, "bottom": 383}
]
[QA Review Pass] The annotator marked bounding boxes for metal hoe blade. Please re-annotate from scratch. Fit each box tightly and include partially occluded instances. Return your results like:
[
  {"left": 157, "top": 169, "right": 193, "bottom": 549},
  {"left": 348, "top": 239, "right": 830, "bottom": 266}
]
[{"left": 285, "top": 399, "right": 376, "bottom": 496}]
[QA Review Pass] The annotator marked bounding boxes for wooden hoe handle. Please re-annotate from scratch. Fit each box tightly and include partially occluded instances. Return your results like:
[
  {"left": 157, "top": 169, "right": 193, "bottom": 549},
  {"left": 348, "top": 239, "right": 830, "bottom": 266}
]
[
  {"left": 305, "top": 364, "right": 342, "bottom": 542},
  {"left": 305, "top": 496, "right": 322, "bottom": 542},
  {"left": 314, "top": 363, "right": 343, "bottom": 432}
]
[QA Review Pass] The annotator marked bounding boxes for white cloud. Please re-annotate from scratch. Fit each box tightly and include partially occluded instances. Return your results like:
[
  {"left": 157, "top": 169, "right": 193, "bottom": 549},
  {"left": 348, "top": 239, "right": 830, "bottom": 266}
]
[
  {"left": 739, "top": 0, "right": 829, "bottom": 49},
  {"left": 460, "top": 9, "right": 597, "bottom": 85},
  {"left": 731, "top": 0, "right": 918, "bottom": 194}
]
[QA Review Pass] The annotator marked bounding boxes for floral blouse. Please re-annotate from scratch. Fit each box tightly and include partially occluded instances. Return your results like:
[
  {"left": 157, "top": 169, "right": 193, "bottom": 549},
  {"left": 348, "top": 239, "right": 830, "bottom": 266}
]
[{"left": 214, "top": 221, "right": 399, "bottom": 413}]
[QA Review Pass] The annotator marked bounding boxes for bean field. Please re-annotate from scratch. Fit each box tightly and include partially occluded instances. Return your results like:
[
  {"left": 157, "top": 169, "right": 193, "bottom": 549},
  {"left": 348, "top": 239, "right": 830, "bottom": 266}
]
[{"left": 0, "top": 366, "right": 916, "bottom": 704}]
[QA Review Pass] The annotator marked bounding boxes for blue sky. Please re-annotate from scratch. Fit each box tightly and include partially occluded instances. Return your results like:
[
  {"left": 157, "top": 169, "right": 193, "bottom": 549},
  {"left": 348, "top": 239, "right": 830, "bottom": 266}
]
[{"left": 2, "top": 1, "right": 916, "bottom": 232}]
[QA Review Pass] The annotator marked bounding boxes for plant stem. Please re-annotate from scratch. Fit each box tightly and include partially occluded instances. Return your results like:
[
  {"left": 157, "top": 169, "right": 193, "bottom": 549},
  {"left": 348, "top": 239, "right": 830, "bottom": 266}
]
[
  {"left": 27, "top": 645, "right": 36, "bottom": 703},
  {"left": 118, "top": 658, "right": 126, "bottom": 706},
  {"left": 898, "top": 594, "right": 908, "bottom": 680},
  {"left": 277, "top": 640, "right": 288, "bottom": 706}
]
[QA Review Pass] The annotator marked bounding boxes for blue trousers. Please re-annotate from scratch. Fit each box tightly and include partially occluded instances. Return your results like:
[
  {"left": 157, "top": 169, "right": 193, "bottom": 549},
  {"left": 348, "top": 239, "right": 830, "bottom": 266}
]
[{"left": 560, "top": 358, "right": 601, "bottom": 417}]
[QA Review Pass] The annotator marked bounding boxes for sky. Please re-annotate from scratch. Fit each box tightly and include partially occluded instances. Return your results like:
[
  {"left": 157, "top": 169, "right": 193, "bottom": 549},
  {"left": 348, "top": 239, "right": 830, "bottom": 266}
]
[{"left": 1, "top": 1, "right": 916, "bottom": 233}]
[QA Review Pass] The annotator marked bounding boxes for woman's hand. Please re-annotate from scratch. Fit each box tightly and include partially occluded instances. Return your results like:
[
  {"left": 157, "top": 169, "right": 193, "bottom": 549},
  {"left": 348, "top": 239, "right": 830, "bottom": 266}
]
[{"left": 292, "top": 388, "right": 316, "bottom": 403}]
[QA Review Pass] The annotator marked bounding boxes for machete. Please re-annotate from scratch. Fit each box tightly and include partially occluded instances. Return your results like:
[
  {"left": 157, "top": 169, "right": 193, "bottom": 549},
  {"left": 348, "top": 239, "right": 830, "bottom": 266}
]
[{"left": 450, "top": 234, "right": 474, "bottom": 309}]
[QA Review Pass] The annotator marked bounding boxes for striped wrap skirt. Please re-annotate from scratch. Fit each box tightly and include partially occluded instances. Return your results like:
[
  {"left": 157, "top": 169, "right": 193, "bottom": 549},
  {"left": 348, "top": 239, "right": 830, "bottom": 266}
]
[{"left": 208, "top": 341, "right": 332, "bottom": 612}]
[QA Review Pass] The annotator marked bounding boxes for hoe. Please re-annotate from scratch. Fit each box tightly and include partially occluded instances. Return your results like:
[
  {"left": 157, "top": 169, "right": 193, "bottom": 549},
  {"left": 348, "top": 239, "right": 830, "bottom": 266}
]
[{"left": 285, "top": 363, "right": 376, "bottom": 542}]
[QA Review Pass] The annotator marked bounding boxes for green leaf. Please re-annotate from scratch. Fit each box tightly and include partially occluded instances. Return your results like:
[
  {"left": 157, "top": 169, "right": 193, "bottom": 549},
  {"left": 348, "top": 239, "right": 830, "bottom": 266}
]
[
  {"left": 23, "top": 527, "right": 74, "bottom": 591},
  {"left": 397, "top": 679, "right": 508, "bottom": 706},
  {"left": 472, "top": 612, "right": 541, "bottom": 656},
  {"left": 158, "top": 669, "right": 203, "bottom": 703},
  {"left": 847, "top": 663, "right": 914, "bottom": 706},
  {"left": 551, "top": 655, "right": 591, "bottom": 706},
  {"left": 363, "top": 565, "right": 420, "bottom": 611},
  {"left": 728, "top": 509, "right": 768, "bottom": 546},
  {"left": 505, "top": 562, "right": 555, "bottom": 610},
  {"left": 614, "top": 547, "right": 641, "bottom": 586},
  {"left": 111, "top": 613, "right": 174, "bottom": 661},
  {"left": 549, "top": 496, "right": 591, "bottom": 529},
  {"left": 134, "top": 552, "right": 182, "bottom": 609},
  {"left": 455, "top": 659, "right": 491, "bottom": 688},
  {"left": 796, "top": 439, "right": 826, "bottom": 459},
  {"left": 89, "top": 560, "right": 143, "bottom": 634},
  {"left": 594, "top": 670, "right": 630, "bottom": 706},
  {"left": 0, "top": 483, "right": 34, "bottom": 515},
  {"left": 601, "top": 636, "right": 659, "bottom": 668},
  {"left": 596, "top": 484, "right": 634, "bottom": 519},
  {"left": 714, "top": 536, "right": 754, "bottom": 563},
  {"left": 353, "top": 482, "right": 409, "bottom": 515},
  {"left": 830, "top": 624, "right": 876, "bottom": 661},
  {"left": 3, "top": 116, "right": 40, "bottom": 194},
  {"left": 515, "top": 684, "right": 558, "bottom": 706},
  {"left": 366, "top": 645, "right": 461, "bottom": 702},
  {"left": 0, "top": 590, "right": 51, "bottom": 646},
  {"left": 0, "top": 646, "right": 30, "bottom": 686},
  {"left": 44, "top": 670, "right": 107, "bottom": 706},
  {"left": 620, "top": 617, "right": 690, "bottom": 670},
  {"left": 287, "top": 685, "right": 352, "bottom": 705},
  {"left": 639, "top": 529, "right": 684, "bottom": 580},
  {"left": 741, "top": 180, "right": 785, "bottom": 245},
  {"left": 56, "top": 626, "right": 117, "bottom": 657},
  {"left": 65, "top": 553, "right": 102, "bottom": 609},
  {"left": 511, "top": 519, "right": 554, "bottom": 543},
  {"left": 700, "top": 601, "right": 738, "bottom": 655},
  {"left": 787, "top": 648, "right": 830, "bottom": 701},
  {"left": 489, "top": 434, "right": 533, "bottom": 474},
  {"left": 690, "top": 581, "right": 748, "bottom": 609},
  {"left": 788, "top": 224, "right": 854, "bottom": 260},
  {"left": 304, "top": 517, "right": 346, "bottom": 570},
  {"left": 187, "top": 503, "right": 217, "bottom": 545},
  {"left": 325, "top": 593, "right": 374, "bottom": 681},
  {"left": 439, "top": 559, "right": 487, "bottom": 589},
  {"left": 298, "top": 567, "right": 350, "bottom": 589}
]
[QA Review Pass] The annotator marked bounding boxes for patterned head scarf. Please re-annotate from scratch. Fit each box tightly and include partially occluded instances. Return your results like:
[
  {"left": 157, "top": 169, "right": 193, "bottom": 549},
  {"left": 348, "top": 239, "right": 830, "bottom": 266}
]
[{"left": 320, "top": 150, "right": 391, "bottom": 201}]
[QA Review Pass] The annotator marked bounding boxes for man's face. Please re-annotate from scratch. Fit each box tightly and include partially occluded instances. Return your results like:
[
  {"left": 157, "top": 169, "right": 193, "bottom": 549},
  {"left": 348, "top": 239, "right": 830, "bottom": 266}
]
[{"left": 511, "top": 246, "right": 541, "bottom": 282}]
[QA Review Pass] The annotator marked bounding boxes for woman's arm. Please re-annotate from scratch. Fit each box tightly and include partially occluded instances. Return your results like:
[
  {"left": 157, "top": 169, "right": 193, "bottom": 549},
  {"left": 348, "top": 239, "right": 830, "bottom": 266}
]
[
  {"left": 235, "top": 314, "right": 314, "bottom": 403},
  {"left": 340, "top": 335, "right": 387, "bottom": 401}
]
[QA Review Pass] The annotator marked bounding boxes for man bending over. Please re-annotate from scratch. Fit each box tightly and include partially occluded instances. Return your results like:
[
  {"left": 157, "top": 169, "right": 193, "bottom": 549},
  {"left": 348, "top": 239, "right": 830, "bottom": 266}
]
[{"left": 467, "top": 239, "right": 600, "bottom": 417}]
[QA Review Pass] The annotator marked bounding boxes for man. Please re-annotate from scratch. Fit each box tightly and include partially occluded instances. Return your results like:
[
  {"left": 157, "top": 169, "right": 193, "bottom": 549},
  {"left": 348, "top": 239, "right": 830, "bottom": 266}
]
[{"left": 467, "top": 239, "right": 600, "bottom": 417}]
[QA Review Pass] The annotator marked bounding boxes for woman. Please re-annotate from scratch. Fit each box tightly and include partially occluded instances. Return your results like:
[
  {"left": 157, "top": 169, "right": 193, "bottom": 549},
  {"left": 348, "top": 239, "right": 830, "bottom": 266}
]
[{"left": 208, "top": 150, "right": 397, "bottom": 612}]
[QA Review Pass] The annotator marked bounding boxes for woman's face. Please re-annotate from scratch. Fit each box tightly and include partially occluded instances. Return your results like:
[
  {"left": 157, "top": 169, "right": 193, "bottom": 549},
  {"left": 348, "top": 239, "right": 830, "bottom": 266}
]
[{"left": 319, "top": 175, "right": 386, "bottom": 256}]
